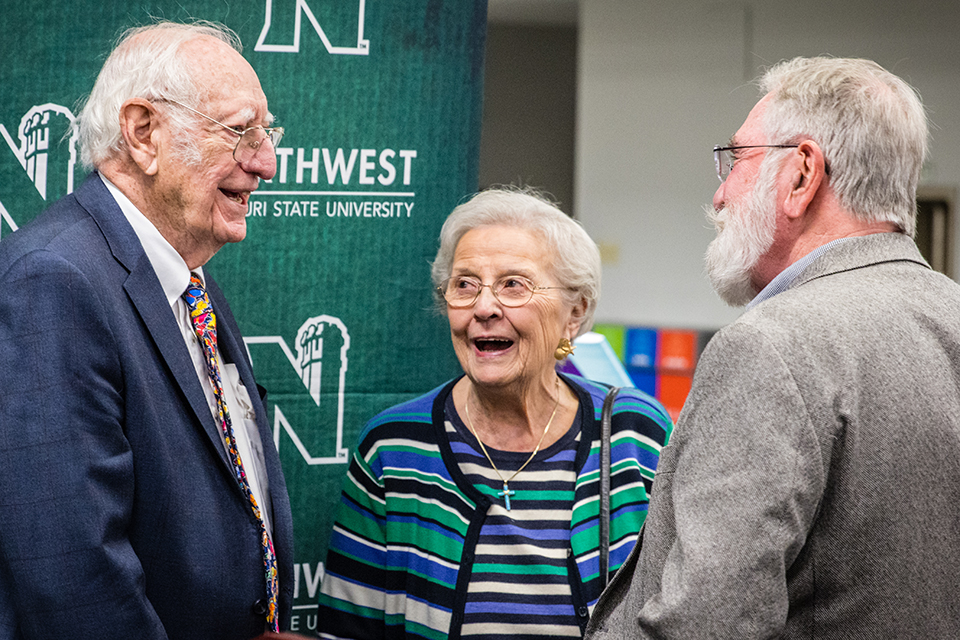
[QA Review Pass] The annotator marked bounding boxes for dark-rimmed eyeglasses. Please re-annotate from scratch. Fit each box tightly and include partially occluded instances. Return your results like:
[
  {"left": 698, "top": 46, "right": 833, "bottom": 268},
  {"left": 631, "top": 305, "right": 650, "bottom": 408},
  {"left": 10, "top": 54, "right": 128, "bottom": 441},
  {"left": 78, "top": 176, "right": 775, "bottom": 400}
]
[
  {"left": 438, "top": 275, "right": 568, "bottom": 308},
  {"left": 713, "top": 144, "right": 798, "bottom": 182},
  {"left": 162, "top": 98, "right": 284, "bottom": 164}
]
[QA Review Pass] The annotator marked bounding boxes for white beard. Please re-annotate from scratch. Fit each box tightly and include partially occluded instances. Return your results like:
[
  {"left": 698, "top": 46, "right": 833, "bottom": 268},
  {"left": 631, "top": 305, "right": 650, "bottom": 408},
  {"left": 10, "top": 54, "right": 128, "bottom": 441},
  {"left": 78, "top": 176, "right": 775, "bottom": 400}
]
[{"left": 704, "top": 158, "right": 779, "bottom": 307}]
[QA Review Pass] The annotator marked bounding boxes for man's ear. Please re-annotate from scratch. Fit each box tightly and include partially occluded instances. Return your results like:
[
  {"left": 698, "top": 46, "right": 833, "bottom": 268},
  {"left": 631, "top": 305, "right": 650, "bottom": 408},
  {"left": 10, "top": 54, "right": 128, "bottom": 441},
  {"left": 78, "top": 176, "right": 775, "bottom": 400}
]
[
  {"left": 783, "top": 140, "right": 827, "bottom": 219},
  {"left": 118, "top": 98, "right": 161, "bottom": 176}
]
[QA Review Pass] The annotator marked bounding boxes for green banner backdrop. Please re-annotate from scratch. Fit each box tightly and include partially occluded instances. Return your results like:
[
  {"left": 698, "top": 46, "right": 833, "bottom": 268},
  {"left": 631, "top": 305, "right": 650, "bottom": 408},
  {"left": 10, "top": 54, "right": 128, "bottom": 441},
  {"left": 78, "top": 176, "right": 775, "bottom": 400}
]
[{"left": 1, "top": 0, "right": 485, "bottom": 631}]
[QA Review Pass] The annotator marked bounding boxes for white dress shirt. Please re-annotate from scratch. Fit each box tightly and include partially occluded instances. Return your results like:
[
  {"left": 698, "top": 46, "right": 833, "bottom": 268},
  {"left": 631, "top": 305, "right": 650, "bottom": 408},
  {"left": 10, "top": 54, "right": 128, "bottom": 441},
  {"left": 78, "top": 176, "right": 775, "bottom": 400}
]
[{"left": 100, "top": 173, "right": 272, "bottom": 534}]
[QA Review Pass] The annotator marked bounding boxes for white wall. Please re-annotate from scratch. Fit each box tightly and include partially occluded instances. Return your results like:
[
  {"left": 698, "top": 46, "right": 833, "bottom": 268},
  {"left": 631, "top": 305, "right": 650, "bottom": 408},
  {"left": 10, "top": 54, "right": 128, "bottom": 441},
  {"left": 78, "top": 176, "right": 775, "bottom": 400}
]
[{"left": 576, "top": 0, "right": 960, "bottom": 330}]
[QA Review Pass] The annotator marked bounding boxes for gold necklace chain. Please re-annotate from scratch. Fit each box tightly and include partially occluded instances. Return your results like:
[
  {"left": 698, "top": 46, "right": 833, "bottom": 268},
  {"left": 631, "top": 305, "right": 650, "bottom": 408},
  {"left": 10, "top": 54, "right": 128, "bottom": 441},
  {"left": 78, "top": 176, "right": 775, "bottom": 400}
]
[{"left": 463, "top": 376, "right": 561, "bottom": 511}]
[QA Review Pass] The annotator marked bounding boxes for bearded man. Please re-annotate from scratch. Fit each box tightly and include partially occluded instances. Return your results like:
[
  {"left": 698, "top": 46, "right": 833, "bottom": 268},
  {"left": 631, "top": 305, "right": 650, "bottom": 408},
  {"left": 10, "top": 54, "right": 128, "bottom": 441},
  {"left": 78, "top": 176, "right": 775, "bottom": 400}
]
[
  {"left": 0, "top": 21, "right": 293, "bottom": 639},
  {"left": 585, "top": 57, "right": 960, "bottom": 639}
]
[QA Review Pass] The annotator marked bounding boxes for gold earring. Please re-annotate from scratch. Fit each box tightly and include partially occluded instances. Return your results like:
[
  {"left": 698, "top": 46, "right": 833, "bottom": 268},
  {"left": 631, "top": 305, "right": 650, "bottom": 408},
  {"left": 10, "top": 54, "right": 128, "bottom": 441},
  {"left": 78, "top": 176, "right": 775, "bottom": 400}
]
[{"left": 554, "top": 337, "right": 575, "bottom": 361}]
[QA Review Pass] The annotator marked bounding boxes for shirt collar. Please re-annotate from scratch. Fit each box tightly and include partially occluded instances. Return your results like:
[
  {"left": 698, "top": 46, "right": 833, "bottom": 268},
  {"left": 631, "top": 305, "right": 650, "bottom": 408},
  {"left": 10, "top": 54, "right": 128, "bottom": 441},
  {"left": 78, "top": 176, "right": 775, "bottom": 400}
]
[
  {"left": 99, "top": 173, "right": 204, "bottom": 304},
  {"left": 747, "top": 237, "right": 854, "bottom": 309}
]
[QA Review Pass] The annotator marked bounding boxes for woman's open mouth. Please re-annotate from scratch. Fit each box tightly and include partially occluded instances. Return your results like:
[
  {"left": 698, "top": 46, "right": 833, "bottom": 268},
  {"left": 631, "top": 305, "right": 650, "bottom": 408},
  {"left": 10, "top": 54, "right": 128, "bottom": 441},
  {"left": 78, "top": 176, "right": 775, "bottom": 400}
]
[{"left": 475, "top": 338, "right": 514, "bottom": 352}]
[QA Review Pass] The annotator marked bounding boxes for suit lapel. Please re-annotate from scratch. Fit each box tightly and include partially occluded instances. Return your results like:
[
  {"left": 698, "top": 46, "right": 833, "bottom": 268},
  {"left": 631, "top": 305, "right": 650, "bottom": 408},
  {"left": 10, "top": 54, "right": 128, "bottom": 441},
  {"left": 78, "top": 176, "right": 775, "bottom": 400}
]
[
  {"left": 206, "top": 275, "right": 290, "bottom": 518},
  {"left": 75, "top": 173, "right": 234, "bottom": 473},
  {"left": 207, "top": 278, "right": 295, "bottom": 614},
  {"left": 124, "top": 263, "right": 234, "bottom": 472}
]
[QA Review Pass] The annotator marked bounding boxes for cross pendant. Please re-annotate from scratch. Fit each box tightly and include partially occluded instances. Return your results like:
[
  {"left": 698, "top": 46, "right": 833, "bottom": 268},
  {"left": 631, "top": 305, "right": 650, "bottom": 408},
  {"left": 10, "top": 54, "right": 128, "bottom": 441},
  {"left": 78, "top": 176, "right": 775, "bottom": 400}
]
[{"left": 498, "top": 483, "right": 516, "bottom": 511}]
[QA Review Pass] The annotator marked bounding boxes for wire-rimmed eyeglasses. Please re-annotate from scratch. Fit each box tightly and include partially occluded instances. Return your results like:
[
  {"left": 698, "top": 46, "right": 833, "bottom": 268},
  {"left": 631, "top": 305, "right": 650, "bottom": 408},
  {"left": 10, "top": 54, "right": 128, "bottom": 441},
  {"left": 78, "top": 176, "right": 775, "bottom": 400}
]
[
  {"left": 713, "top": 144, "right": 798, "bottom": 182},
  {"left": 162, "top": 98, "right": 284, "bottom": 164},
  {"left": 438, "top": 275, "right": 568, "bottom": 308}
]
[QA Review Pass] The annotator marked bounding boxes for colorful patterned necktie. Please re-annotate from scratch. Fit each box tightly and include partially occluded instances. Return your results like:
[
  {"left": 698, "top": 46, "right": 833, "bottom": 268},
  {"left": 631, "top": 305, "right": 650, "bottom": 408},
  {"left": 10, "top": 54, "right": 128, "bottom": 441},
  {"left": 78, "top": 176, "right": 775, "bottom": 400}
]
[{"left": 183, "top": 273, "right": 279, "bottom": 632}]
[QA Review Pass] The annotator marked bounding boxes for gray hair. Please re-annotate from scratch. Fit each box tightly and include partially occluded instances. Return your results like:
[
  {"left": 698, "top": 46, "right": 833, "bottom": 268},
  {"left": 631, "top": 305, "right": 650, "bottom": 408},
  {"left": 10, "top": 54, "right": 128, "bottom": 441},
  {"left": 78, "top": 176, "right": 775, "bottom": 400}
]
[
  {"left": 759, "top": 57, "right": 929, "bottom": 237},
  {"left": 431, "top": 187, "right": 602, "bottom": 336},
  {"left": 77, "top": 20, "right": 242, "bottom": 170}
]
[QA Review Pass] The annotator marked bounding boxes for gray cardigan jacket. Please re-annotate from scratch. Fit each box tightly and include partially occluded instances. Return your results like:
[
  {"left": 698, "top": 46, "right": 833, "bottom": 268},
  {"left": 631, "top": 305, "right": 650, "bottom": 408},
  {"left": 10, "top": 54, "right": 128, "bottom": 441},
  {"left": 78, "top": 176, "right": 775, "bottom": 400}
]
[{"left": 587, "top": 232, "right": 960, "bottom": 639}]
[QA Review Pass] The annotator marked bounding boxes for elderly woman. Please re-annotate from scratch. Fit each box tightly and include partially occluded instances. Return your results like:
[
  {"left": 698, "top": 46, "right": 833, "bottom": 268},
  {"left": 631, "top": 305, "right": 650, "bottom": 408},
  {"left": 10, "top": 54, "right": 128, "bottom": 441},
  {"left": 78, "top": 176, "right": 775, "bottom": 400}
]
[{"left": 317, "top": 188, "right": 673, "bottom": 639}]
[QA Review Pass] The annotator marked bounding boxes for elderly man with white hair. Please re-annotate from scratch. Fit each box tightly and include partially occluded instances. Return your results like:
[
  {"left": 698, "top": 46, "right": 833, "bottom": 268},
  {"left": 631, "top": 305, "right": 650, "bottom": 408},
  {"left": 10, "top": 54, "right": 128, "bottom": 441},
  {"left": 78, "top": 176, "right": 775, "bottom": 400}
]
[
  {"left": 586, "top": 57, "right": 960, "bottom": 639},
  {"left": 0, "top": 21, "right": 293, "bottom": 639}
]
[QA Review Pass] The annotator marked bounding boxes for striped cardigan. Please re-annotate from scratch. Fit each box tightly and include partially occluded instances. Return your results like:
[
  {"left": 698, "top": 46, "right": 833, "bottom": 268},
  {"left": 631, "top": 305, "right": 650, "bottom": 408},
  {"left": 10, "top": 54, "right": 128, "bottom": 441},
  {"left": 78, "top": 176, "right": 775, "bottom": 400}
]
[{"left": 317, "top": 373, "right": 673, "bottom": 640}]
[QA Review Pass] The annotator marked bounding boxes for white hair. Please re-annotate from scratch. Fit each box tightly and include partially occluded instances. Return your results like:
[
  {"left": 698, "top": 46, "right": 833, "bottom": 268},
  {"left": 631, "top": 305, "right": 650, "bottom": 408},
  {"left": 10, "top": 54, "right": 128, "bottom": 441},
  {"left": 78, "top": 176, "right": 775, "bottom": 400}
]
[
  {"left": 77, "top": 20, "right": 242, "bottom": 170},
  {"left": 760, "top": 57, "right": 929, "bottom": 237},
  {"left": 431, "top": 187, "right": 602, "bottom": 336}
]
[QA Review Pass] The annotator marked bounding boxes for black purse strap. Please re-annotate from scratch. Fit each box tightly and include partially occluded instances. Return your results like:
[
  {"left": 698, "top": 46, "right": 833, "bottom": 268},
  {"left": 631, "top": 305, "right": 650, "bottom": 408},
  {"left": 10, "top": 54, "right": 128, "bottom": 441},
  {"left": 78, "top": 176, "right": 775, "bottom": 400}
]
[{"left": 599, "top": 386, "right": 621, "bottom": 588}]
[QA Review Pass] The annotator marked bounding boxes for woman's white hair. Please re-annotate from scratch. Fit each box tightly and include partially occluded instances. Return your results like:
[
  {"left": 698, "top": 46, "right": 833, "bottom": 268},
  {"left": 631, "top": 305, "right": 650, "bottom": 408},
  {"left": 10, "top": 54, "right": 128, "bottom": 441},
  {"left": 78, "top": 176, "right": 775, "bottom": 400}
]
[
  {"left": 760, "top": 56, "right": 929, "bottom": 237},
  {"left": 431, "top": 187, "right": 602, "bottom": 336},
  {"left": 77, "top": 20, "right": 242, "bottom": 170}
]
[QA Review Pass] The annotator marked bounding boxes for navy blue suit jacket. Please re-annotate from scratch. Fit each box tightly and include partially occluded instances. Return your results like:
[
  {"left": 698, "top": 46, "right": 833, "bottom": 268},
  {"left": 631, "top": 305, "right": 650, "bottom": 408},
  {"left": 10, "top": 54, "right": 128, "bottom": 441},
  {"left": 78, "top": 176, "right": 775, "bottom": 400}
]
[{"left": 0, "top": 173, "right": 294, "bottom": 639}]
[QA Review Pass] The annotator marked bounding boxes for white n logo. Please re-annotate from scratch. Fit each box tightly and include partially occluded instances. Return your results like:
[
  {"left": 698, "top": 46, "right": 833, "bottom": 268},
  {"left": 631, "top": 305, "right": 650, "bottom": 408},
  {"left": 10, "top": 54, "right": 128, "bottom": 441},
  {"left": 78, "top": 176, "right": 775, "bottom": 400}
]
[
  {"left": 255, "top": 0, "right": 369, "bottom": 55},
  {"left": 0, "top": 103, "right": 78, "bottom": 241},
  {"left": 0, "top": 104, "right": 77, "bottom": 201},
  {"left": 244, "top": 315, "right": 351, "bottom": 465}
]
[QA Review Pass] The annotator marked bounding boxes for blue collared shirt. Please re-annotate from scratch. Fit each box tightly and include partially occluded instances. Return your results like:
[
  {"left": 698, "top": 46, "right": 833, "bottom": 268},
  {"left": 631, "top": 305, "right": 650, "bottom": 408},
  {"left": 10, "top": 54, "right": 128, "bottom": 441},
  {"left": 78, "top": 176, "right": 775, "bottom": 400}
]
[{"left": 747, "top": 238, "right": 855, "bottom": 310}]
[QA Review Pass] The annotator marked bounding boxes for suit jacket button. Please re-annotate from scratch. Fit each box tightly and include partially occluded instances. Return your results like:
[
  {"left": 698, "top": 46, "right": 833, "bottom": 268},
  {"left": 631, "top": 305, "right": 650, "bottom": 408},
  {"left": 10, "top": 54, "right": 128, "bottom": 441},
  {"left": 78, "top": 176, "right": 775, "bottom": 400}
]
[{"left": 252, "top": 598, "right": 268, "bottom": 616}]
